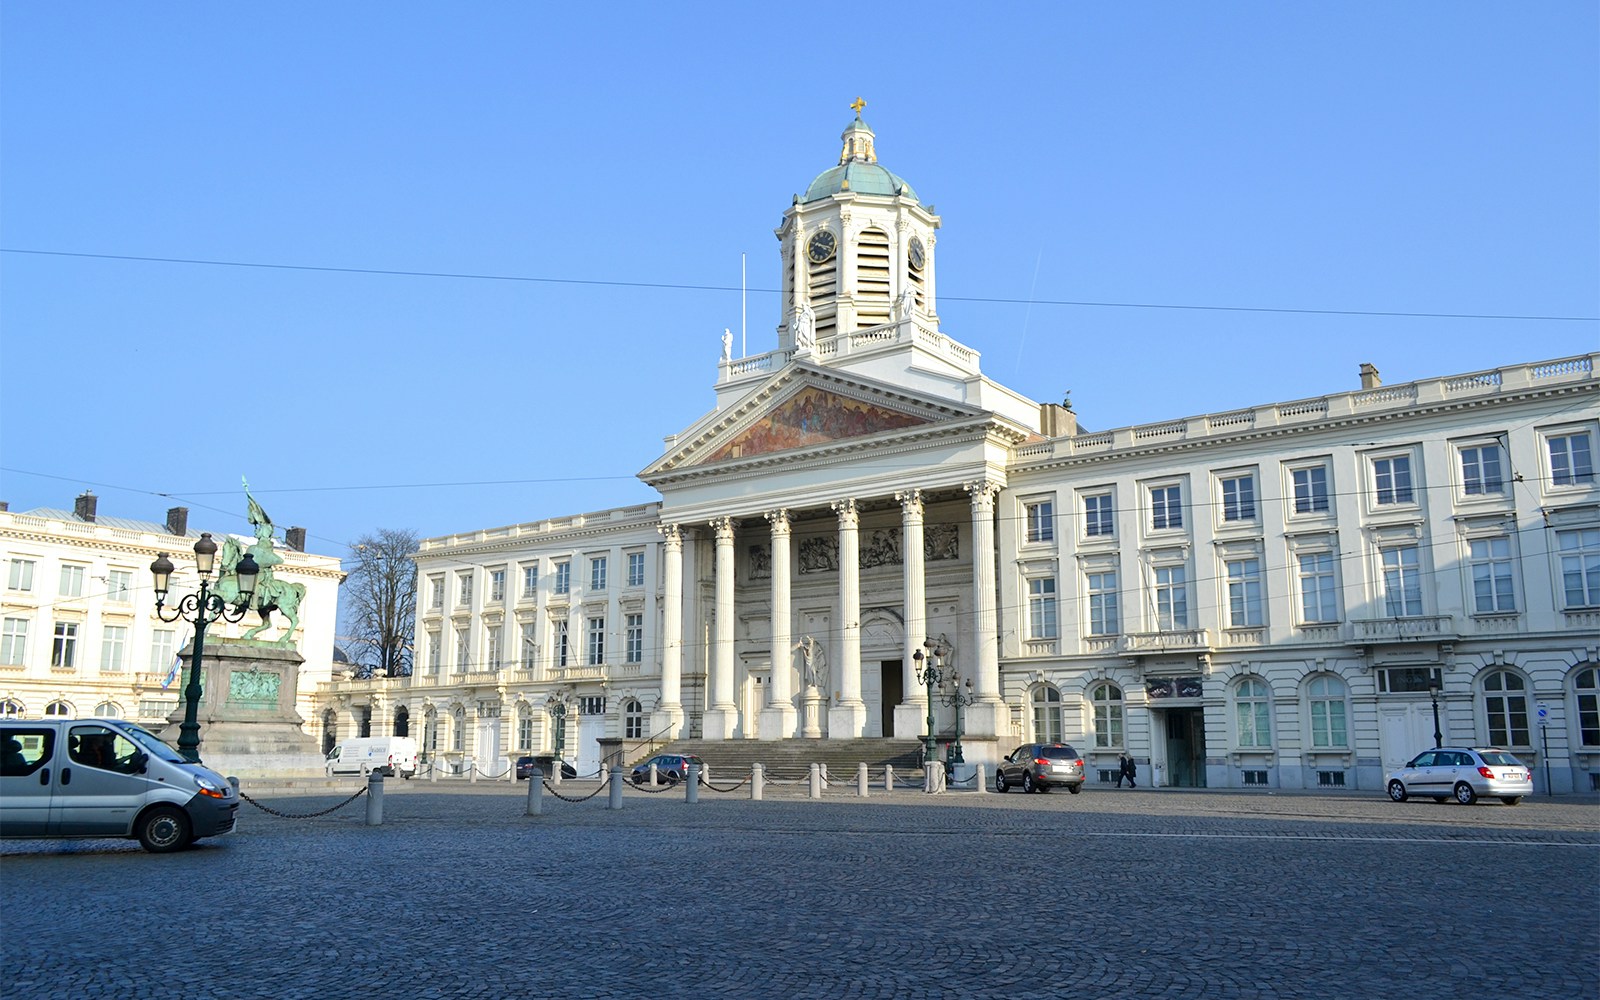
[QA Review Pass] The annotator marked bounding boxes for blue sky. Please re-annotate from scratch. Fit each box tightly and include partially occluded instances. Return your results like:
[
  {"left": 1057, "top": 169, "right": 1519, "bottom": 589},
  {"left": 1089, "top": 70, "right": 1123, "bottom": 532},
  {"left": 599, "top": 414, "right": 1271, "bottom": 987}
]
[{"left": 2, "top": 4, "right": 1596, "bottom": 561}]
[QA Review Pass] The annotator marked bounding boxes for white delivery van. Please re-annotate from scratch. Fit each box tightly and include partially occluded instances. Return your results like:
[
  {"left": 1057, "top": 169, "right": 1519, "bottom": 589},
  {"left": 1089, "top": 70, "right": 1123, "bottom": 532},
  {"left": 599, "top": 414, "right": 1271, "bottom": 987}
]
[
  {"left": 325, "top": 736, "right": 418, "bottom": 779},
  {"left": 0, "top": 717, "right": 240, "bottom": 853}
]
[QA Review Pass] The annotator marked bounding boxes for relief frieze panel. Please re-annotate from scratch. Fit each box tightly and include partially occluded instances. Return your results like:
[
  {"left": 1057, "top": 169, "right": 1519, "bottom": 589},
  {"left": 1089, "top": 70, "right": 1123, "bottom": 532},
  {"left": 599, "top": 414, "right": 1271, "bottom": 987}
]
[{"left": 702, "top": 386, "right": 930, "bottom": 464}]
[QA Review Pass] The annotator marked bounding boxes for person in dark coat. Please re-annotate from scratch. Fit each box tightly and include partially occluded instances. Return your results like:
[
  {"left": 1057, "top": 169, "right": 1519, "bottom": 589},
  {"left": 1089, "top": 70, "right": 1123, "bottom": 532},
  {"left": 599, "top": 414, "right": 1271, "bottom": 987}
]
[{"left": 1120, "top": 753, "right": 1138, "bottom": 789}]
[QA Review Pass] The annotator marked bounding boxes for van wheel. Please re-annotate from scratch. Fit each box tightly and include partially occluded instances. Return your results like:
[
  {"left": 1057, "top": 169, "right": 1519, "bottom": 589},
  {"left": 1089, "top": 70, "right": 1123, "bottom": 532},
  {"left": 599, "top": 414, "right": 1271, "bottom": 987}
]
[{"left": 137, "top": 805, "right": 191, "bottom": 853}]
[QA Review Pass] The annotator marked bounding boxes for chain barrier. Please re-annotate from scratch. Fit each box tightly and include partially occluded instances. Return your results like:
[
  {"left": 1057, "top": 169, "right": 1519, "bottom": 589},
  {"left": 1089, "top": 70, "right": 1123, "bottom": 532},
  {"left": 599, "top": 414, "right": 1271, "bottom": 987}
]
[
  {"left": 541, "top": 773, "right": 611, "bottom": 803},
  {"left": 702, "top": 773, "right": 750, "bottom": 793},
  {"left": 622, "top": 777, "right": 682, "bottom": 794},
  {"left": 239, "top": 786, "right": 369, "bottom": 819}
]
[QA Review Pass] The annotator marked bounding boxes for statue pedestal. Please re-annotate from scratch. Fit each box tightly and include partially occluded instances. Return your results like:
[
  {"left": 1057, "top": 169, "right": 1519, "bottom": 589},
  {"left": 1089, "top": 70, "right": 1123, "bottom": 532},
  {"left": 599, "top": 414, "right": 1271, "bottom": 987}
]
[
  {"left": 159, "top": 638, "right": 323, "bottom": 777},
  {"left": 800, "top": 686, "right": 824, "bottom": 738}
]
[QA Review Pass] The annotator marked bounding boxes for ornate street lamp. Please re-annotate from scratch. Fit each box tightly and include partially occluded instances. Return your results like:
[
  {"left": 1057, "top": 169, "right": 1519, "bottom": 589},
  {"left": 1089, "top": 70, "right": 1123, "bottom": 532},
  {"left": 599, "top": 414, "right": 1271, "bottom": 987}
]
[
  {"left": 151, "top": 533, "right": 259, "bottom": 762},
  {"left": 941, "top": 672, "right": 977, "bottom": 766},
  {"left": 911, "top": 636, "right": 952, "bottom": 769},
  {"left": 1427, "top": 671, "right": 1443, "bottom": 749}
]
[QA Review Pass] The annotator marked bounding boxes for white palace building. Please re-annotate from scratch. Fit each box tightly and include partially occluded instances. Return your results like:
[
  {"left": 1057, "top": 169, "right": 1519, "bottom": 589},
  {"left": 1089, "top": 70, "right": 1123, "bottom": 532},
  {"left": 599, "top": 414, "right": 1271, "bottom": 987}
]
[{"left": 320, "top": 110, "right": 1600, "bottom": 793}]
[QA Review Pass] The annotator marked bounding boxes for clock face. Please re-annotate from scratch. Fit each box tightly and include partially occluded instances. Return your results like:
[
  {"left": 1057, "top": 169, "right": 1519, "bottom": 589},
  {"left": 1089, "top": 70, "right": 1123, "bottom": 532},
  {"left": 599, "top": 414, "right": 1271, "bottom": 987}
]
[
  {"left": 908, "top": 236, "right": 925, "bottom": 271},
  {"left": 807, "top": 230, "right": 836, "bottom": 264}
]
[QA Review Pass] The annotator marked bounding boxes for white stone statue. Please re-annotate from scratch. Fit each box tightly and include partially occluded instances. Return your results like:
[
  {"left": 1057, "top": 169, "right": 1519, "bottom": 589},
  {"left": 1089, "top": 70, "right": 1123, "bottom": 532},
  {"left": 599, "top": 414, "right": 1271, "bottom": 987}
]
[
  {"left": 793, "top": 303, "right": 816, "bottom": 352},
  {"left": 896, "top": 287, "right": 916, "bottom": 320},
  {"left": 795, "top": 635, "right": 828, "bottom": 692},
  {"left": 721, "top": 328, "right": 733, "bottom": 362}
]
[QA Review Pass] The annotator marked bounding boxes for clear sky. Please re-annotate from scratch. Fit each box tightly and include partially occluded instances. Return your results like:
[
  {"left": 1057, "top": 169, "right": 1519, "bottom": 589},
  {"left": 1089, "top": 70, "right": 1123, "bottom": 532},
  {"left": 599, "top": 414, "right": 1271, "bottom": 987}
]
[{"left": 3, "top": 4, "right": 1596, "bottom": 565}]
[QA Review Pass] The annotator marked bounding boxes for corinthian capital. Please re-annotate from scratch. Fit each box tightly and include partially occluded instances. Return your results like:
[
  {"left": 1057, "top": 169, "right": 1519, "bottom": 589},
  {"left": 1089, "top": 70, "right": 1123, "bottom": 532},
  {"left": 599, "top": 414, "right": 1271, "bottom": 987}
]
[
  {"left": 831, "top": 498, "right": 859, "bottom": 527},
  {"left": 764, "top": 508, "right": 792, "bottom": 534}
]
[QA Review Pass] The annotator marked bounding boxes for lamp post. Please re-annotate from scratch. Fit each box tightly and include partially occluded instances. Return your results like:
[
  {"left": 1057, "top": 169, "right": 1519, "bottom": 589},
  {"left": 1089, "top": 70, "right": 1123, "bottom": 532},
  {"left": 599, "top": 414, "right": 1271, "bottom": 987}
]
[
  {"left": 911, "top": 636, "right": 952, "bottom": 767},
  {"left": 150, "top": 533, "right": 258, "bottom": 763},
  {"left": 1427, "top": 672, "right": 1443, "bottom": 749},
  {"left": 941, "top": 672, "right": 977, "bottom": 766}
]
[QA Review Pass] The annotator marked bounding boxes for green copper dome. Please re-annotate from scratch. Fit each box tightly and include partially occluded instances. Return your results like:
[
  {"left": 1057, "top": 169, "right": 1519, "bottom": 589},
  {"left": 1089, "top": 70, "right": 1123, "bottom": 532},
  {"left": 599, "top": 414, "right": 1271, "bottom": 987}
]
[{"left": 801, "top": 111, "right": 919, "bottom": 204}]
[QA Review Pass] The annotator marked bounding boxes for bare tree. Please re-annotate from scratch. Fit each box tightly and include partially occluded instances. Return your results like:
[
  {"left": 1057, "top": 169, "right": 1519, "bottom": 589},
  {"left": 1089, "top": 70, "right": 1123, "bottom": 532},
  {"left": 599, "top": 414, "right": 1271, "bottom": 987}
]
[{"left": 345, "top": 529, "right": 418, "bottom": 677}]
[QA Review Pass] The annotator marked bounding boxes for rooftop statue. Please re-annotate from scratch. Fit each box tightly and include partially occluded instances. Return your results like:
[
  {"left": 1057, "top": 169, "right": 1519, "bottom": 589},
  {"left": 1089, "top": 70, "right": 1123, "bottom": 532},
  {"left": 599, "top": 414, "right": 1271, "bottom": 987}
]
[{"left": 216, "top": 480, "right": 306, "bottom": 647}]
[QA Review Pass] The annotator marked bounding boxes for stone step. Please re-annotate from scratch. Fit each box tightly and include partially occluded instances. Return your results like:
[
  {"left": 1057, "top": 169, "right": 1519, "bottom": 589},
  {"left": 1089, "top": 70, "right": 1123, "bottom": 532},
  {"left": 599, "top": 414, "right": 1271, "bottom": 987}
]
[{"left": 655, "top": 738, "right": 928, "bottom": 781}]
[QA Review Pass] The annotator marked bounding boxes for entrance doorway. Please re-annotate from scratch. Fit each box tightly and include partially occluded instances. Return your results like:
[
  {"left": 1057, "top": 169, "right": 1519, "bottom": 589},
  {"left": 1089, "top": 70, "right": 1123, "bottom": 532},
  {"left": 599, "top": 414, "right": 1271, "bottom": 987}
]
[
  {"left": 1162, "top": 708, "right": 1207, "bottom": 787},
  {"left": 880, "top": 660, "right": 903, "bottom": 737}
]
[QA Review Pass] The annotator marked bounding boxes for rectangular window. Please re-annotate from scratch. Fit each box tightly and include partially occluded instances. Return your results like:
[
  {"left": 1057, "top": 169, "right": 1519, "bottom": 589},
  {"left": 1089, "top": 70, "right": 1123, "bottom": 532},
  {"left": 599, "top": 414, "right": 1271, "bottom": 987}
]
[
  {"left": 1027, "top": 578, "right": 1058, "bottom": 639},
  {"left": 51, "top": 621, "right": 78, "bottom": 668},
  {"left": 1468, "top": 536, "right": 1516, "bottom": 613},
  {"left": 517, "top": 714, "right": 534, "bottom": 750},
  {"left": 1025, "top": 500, "right": 1055, "bottom": 543},
  {"left": 1220, "top": 475, "right": 1256, "bottom": 522},
  {"left": 1150, "top": 485, "right": 1183, "bottom": 530},
  {"left": 1, "top": 618, "right": 28, "bottom": 664},
  {"left": 590, "top": 557, "right": 608, "bottom": 592},
  {"left": 100, "top": 625, "right": 128, "bottom": 673},
  {"left": 1381, "top": 545, "right": 1423, "bottom": 617},
  {"left": 586, "top": 617, "right": 605, "bottom": 665},
  {"left": 150, "top": 629, "right": 176, "bottom": 675},
  {"left": 490, "top": 569, "right": 506, "bottom": 603},
  {"left": 1373, "top": 456, "right": 1415, "bottom": 505},
  {"left": 627, "top": 552, "right": 646, "bottom": 588},
  {"left": 1310, "top": 699, "right": 1348, "bottom": 749},
  {"left": 1459, "top": 444, "right": 1505, "bottom": 496},
  {"left": 522, "top": 563, "right": 539, "bottom": 599},
  {"left": 1297, "top": 552, "right": 1338, "bottom": 623},
  {"left": 1154, "top": 566, "right": 1188, "bottom": 630},
  {"left": 1558, "top": 528, "right": 1600, "bottom": 608},
  {"left": 626, "top": 613, "right": 644, "bottom": 664},
  {"left": 59, "top": 565, "right": 85, "bottom": 598},
  {"left": 103, "top": 569, "right": 132, "bottom": 603},
  {"left": 520, "top": 622, "right": 538, "bottom": 669},
  {"left": 554, "top": 561, "right": 571, "bottom": 595},
  {"left": 579, "top": 696, "right": 606, "bottom": 717},
  {"left": 1083, "top": 493, "right": 1114, "bottom": 538},
  {"left": 457, "top": 572, "right": 473, "bottom": 606},
  {"left": 1236, "top": 703, "right": 1271, "bottom": 748},
  {"left": 7, "top": 559, "right": 35, "bottom": 591},
  {"left": 1226, "top": 559, "right": 1264, "bottom": 628},
  {"left": 426, "top": 631, "right": 441, "bottom": 675},
  {"left": 1087, "top": 571, "right": 1119, "bottom": 636},
  {"left": 556, "top": 621, "right": 570, "bottom": 667},
  {"left": 485, "top": 625, "right": 503, "bottom": 671},
  {"left": 429, "top": 575, "right": 444, "bottom": 610},
  {"left": 1548, "top": 431, "right": 1596, "bottom": 486},
  {"left": 454, "top": 627, "right": 470, "bottom": 672},
  {"left": 1292, "top": 466, "right": 1330, "bottom": 514}
]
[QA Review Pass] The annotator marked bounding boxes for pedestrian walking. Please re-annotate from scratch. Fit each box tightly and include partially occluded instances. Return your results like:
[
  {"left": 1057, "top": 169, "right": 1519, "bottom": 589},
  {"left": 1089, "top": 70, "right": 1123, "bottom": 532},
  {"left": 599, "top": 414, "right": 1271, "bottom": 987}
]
[
  {"left": 1115, "top": 752, "right": 1128, "bottom": 788},
  {"left": 1120, "top": 753, "right": 1138, "bottom": 789}
]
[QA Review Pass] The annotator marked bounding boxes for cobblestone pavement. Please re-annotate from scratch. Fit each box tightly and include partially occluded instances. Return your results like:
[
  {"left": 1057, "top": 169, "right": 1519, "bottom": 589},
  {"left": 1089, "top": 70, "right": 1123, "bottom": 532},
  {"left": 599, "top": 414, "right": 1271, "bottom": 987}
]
[{"left": 4, "top": 782, "right": 1596, "bottom": 1000}]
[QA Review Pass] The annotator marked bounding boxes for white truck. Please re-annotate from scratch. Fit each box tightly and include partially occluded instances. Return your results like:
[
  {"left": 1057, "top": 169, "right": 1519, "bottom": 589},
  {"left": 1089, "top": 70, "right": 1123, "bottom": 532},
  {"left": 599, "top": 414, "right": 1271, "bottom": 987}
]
[{"left": 325, "top": 736, "right": 418, "bottom": 779}]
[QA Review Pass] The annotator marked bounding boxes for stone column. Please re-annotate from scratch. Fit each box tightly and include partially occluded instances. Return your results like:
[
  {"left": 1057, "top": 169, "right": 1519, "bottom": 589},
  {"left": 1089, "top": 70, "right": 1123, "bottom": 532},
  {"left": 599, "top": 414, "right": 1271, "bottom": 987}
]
[
  {"left": 964, "top": 480, "right": 1006, "bottom": 738},
  {"left": 655, "top": 524, "right": 685, "bottom": 738},
  {"left": 703, "top": 517, "right": 738, "bottom": 740},
  {"left": 829, "top": 499, "right": 867, "bottom": 738},
  {"left": 894, "top": 489, "right": 928, "bottom": 739},
  {"left": 759, "top": 509, "right": 797, "bottom": 740}
]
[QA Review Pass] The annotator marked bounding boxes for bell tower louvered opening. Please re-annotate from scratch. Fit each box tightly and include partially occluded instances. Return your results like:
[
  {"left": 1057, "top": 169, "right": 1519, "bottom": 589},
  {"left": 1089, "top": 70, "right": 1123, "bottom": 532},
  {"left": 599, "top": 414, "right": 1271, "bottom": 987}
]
[
  {"left": 855, "top": 227, "right": 891, "bottom": 329},
  {"left": 807, "top": 252, "right": 837, "bottom": 342}
]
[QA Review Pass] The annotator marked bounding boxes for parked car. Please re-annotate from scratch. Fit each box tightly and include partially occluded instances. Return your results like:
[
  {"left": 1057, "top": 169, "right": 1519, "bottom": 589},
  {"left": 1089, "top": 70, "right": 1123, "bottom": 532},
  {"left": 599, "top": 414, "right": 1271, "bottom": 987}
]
[
  {"left": 995, "top": 743, "right": 1085, "bottom": 794},
  {"left": 630, "top": 753, "right": 705, "bottom": 785},
  {"left": 1384, "top": 747, "right": 1532, "bottom": 805},
  {"left": 515, "top": 756, "right": 536, "bottom": 780},
  {"left": 515, "top": 756, "right": 576, "bottom": 780}
]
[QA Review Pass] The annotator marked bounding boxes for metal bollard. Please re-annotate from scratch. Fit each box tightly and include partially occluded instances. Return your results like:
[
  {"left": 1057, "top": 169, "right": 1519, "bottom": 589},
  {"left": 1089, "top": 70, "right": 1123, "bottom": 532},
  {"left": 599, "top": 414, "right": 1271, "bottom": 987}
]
[
  {"left": 365, "top": 770, "right": 384, "bottom": 826},
  {"left": 506, "top": 760, "right": 514, "bottom": 782},
  {"left": 809, "top": 762, "right": 822, "bottom": 799},
  {"left": 857, "top": 761, "right": 869, "bottom": 798},
  {"left": 924, "top": 762, "right": 937, "bottom": 794},
  {"left": 751, "top": 763, "right": 764, "bottom": 801},
  {"left": 686, "top": 763, "right": 700, "bottom": 804},
  {"left": 551, "top": 763, "right": 562, "bottom": 787},
  {"left": 649, "top": 763, "right": 659, "bottom": 787},
  {"left": 469, "top": 761, "right": 477, "bottom": 783},
  {"left": 608, "top": 765, "right": 623, "bottom": 810},
  {"left": 884, "top": 764, "right": 894, "bottom": 791},
  {"left": 527, "top": 768, "right": 544, "bottom": 815},
  {"left": 975, "top": 763, "right": 988, "bottom": 794},
  {"left": 430, "top": 761, "right": 438, "bottom": 783}
]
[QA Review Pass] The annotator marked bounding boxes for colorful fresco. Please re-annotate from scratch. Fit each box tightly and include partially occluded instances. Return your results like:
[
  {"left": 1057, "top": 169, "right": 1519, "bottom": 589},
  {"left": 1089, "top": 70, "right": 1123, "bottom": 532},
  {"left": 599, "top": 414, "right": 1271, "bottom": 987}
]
[{"left": 703, "top": 387, "right": 929, "bottom": 464}]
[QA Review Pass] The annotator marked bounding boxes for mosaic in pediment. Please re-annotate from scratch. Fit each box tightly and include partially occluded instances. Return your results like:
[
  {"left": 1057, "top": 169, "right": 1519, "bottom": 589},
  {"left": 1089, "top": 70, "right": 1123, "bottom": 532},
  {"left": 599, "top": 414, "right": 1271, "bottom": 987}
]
[{"left": 705, "top": 387, "right": 930, "bottom": 464}]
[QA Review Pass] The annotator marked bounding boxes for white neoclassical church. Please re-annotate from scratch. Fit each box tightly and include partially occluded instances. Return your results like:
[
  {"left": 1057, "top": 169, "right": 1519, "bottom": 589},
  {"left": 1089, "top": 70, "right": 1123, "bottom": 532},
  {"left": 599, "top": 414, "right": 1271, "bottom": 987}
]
[{"left": 319, "top": 107, "right": 1600, "bottom": 793}]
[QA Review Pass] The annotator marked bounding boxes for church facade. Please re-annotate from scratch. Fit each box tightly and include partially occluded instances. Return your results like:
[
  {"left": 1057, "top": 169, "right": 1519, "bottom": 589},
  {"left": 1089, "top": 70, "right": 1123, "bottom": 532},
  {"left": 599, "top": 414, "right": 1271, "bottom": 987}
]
[{"left": 318, "top": 111, "right": 1600, "bottom": 792}]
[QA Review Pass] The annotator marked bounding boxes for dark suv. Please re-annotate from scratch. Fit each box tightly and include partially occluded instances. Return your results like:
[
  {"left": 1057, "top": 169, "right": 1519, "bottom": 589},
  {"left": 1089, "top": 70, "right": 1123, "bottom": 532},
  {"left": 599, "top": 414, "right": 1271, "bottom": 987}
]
[
  {"left": 995, "top": 743, "right": 1085, "bottom": 794},
  {"left": 630, "top": 753, "right": 705, "bottom": 785}
]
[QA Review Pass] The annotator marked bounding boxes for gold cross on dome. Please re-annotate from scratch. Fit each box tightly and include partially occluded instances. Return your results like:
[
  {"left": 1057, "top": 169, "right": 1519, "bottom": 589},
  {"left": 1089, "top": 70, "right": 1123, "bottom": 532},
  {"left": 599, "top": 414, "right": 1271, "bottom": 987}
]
[{"left": 850, "top": 96, "right": 866, "bottom": 116}]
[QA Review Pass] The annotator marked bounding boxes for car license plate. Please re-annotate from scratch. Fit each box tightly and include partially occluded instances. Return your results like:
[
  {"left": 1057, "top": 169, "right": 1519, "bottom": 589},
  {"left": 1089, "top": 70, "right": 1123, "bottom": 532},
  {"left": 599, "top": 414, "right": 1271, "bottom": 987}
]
[{"left": 1052, "top": 765, "right": 1071, "bottom": 773}]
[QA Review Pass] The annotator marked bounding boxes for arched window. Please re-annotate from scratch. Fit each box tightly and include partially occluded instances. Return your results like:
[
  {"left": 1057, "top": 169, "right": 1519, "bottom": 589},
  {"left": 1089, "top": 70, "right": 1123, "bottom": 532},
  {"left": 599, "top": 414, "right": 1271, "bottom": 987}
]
[
  {"left": 1032, "top": 685, "right": 1063, "bottom": 743},
  {"left": 1090, "top": 682, "right": 1123, "bottom": 749},
  {"left": 393, "top": 705, "right": 410, "bottom": 738},
  {"left": 1306, "top": 676, "right": 1348, "bottom": 748},
  {"left": 451, "top": 706, "right": 466, "bottom": 752},
  {"left": 1483, "top": 670, "right": 1529, "bottom": 746},
  {"left": 623, "top": 698, "right": 644, "bottom": 740},
  {"left": 516, "top": 704, "right": 534, "bottom": 751},
  {"left": 1234, "top": 678, "right": 1271, "bottom": 748},
  {"left": 94, "top": 701, "right": 123, "bottom": 719},
  {"left": 44, "top": 700, "right": 71, "bottom": 718},
  {"left": 1, "top": 699, "right": 24, "bottom": 718},
  {"left": 1575, "top": 667, "right": 1599, "bottom": 749},
  {"left": 549, "top": 703, "right": 568, "bottom": 757}
]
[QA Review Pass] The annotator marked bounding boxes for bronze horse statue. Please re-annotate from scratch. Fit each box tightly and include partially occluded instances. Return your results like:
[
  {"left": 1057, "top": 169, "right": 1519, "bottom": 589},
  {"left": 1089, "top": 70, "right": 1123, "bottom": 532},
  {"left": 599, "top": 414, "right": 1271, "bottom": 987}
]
[{"left": 217, "top": 535, "right": 305, "bottom": 646}]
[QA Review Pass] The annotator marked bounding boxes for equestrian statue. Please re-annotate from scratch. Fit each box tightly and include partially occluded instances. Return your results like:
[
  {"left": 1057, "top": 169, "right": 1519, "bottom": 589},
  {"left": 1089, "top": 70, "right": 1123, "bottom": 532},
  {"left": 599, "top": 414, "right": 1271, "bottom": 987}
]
[{"left": 215, "top": 481, "right": 306, "bottom": 647}]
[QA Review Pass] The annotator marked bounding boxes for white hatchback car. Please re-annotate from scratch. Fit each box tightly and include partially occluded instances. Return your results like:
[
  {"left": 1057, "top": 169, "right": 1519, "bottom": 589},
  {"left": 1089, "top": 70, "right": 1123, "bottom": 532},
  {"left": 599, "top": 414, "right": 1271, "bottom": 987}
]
[{"left": 1384, "top": 747, "right": 1533, "bottom": 806}]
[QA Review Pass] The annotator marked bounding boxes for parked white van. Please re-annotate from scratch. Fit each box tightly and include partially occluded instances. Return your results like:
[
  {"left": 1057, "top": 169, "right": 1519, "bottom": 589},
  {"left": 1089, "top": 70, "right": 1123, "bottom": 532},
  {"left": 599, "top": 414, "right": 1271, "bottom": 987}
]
[
  {"left": 325, "top": 736, "right": 418, "bottom": 779},
  {"left": 0, "top": 717, "right": 240, "bottom": 853}
]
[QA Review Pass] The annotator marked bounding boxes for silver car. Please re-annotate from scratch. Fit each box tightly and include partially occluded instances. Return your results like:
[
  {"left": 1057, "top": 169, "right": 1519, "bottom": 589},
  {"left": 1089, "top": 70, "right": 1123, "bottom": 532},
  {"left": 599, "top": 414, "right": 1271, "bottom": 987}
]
[{"left": 1384, "top": 746, "right": 1532, "bottom": 806}]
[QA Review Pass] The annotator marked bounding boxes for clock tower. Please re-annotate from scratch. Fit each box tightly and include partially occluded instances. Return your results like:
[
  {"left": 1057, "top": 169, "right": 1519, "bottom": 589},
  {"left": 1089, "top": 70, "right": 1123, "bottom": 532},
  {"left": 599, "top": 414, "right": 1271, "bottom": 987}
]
[{"left": 775, "top": 101, "right": 941, "bottom": 356}]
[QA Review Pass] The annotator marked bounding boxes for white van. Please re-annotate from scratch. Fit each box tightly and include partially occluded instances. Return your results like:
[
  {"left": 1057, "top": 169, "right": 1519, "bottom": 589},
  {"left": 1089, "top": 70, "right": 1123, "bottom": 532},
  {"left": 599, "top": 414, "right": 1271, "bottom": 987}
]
[
  {"left": 0, "top": 717, "right": 240, "bottom": 853},
  {"left": 325, "top": 736, "right": 418, "bottom": 779}
]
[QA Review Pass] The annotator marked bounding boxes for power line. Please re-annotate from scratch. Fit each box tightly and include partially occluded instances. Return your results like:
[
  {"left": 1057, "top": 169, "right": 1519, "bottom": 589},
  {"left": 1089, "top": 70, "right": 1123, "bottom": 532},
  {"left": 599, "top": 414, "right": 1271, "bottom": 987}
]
[{"left": 4, "top": 247, "right": 1595, "bottom": 323}]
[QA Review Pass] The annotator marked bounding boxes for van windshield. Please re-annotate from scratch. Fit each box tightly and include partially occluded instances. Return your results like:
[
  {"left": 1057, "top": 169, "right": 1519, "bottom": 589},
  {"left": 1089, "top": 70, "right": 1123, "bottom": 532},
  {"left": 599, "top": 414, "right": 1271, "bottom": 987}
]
[{"left": 118, "top": 724, "right": 185, "bottom": 764}]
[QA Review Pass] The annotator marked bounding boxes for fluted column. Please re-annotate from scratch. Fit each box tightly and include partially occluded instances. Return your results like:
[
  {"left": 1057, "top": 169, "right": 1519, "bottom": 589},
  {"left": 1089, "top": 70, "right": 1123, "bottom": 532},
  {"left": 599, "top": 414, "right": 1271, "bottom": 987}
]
[
  {"left": 829, "top": 499, "right": 867, "bottom": 738},
  {"left": 759, "top": 509, "right": 797, "bottom": 740},
  {"left": 964, "top": 479, "right": 1006, "bottom": 738},
  {"left": 894, "top": 489, "right": 928, "bottom": 739},
  {"left": 655, "top": 523, "right": 685, "bottom": 737},
  {"left": 703, "top": 517, "right": 739, "bottom": 740}
]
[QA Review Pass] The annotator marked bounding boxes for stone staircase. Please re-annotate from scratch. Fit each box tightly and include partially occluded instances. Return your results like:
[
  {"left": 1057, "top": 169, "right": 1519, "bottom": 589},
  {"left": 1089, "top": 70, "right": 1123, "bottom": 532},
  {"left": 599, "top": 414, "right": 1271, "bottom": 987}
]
[{"left": 653, "top": 738, "right": 927, "bottom": 783}]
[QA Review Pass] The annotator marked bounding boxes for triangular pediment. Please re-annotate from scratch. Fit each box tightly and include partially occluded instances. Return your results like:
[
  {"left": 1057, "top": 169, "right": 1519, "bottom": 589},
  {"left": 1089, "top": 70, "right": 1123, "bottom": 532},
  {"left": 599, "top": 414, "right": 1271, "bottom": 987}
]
[{"left": 641, "top": 364, "right": 991, "bottom": 482}]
